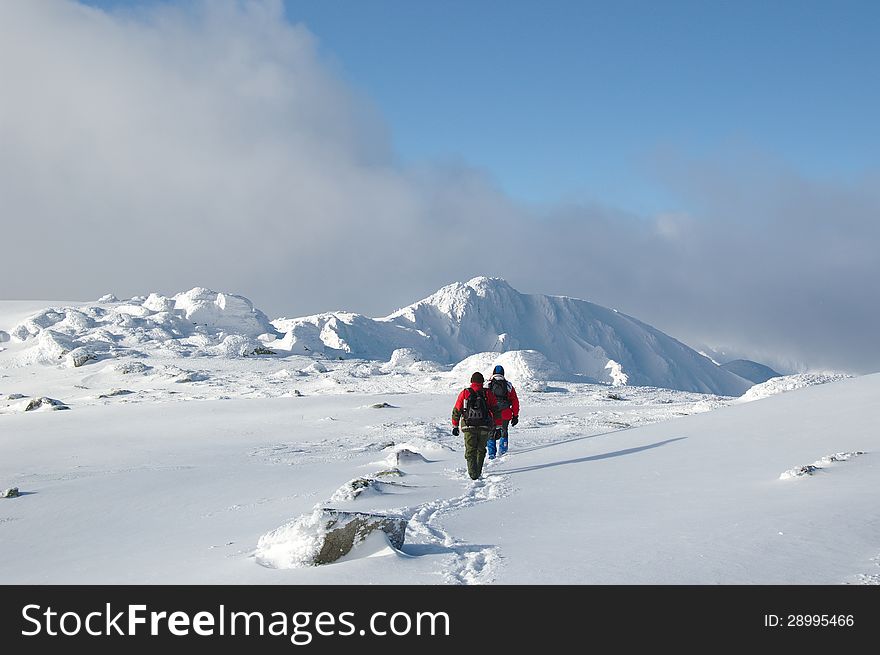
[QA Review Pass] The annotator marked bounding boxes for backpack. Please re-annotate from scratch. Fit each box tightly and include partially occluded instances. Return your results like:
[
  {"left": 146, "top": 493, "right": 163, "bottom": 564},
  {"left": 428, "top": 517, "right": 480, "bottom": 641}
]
[
  {"left": 462, "top": 388, "right": 492, "bottom": 428},
  {"left": 488, "top": 377, "right": 511, "bottom": 410}
]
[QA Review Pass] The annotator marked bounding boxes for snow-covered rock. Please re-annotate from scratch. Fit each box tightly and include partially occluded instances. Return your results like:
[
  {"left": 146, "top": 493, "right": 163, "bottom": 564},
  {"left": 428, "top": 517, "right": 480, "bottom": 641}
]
[
  {"left": 605, "top": 360, "right": 629, "bottom": 386},
  {"left": 203, "top": 334, "right": 269, "bottom": 358},
  {"left": 23, "top": 397, "right": 70, "bottom": 411},
  {"left": 452, "top": 350, "right": 564, "bottom": 385},
  {"left": 330, "top": 478, "right": 380, "bottom": 502},
  {"left": 65, "top": 345, "right": 102, "bottom": 368},
  {"left": 113, "top": 361, "right": 152, "bottom": 375},
  {"left": 380, "top": 348, "right": 423, "bottom": 372},
  {"left": 255, "top": 508, "right": 407, "bottom": 568},
  {"left": 142, "top": 293, "right": 175, "bottom": 313},
  {"left": 739, "top": 373, "right": 851, "bottom": 402},
  {"left": 8, "top": 288, "right": 279, "bottom": 363},
  {"left": 97, "top": 389, "right": 133, "bottom": 399},
  {"left": 0, "top": 331, "right": 10, "bottom": 343},
  {"left": 173, "top": 288, "right": 275, "bottom": 337},
  {"left": 97, "top": 294, "right": 119, "bottom": 303}
]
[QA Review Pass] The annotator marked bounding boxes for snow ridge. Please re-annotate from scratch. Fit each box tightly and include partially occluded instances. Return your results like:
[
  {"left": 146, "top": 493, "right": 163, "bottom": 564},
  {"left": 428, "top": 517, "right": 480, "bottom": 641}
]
[
  {"left": 4, "top": 278, "right": 753, "bottom": 395},
  {"left": 273, "top": 277, "right": 750, "bottom": 395}
]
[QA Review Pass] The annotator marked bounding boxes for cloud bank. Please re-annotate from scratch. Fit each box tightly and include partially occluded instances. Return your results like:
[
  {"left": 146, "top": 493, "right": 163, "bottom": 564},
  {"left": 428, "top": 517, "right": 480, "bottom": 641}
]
[{"left": 1, "top": 0, "right": 878, "bottom": 374}]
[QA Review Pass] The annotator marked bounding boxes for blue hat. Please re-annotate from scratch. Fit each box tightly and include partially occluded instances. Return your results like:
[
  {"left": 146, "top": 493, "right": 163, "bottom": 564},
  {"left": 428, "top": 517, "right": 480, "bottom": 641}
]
[{"left": 493, "top": 365, "right": 504, "bottom": 376}]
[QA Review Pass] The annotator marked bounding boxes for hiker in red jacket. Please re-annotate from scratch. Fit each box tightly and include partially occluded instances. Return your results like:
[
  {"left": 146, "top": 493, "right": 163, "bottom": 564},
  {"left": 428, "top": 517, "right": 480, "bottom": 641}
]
[
  {"left": 451, "top": 371, "right": 503, "bottom": 480},
  {"left": 485, "top": 365, "right": 520, "bottom": 458}
]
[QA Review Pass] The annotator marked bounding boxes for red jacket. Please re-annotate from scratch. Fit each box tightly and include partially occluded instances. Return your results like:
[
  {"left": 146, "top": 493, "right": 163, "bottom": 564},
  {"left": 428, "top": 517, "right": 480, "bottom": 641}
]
[
  {"left": 486, "top": 377, "right": 519, "bottom": 421},
  {"left": 452, "top": 382, "right": 503, "bottom": 428}
]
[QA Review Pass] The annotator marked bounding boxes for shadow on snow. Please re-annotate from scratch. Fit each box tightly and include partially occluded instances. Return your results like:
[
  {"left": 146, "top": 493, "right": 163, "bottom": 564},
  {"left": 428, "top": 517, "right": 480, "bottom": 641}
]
[{"left": 498, "top": 437, "right": 687, "bottom": 475}]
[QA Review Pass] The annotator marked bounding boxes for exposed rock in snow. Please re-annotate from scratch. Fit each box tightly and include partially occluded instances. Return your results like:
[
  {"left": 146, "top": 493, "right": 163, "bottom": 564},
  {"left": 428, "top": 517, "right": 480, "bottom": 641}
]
[
  {"left": 373, "top": 468, "right": 403, "bottom": 478},
  {"left": 390, "top": 448, "right": 428, "bottom": 465},
  {"left": 23, "top": 397, "right": 70, "bottom": 411},
  {"left": 113, "top": 361, "right": 152, "bottom": 375},
  {"left": 779, "top": 464, "right": 822, "bottom": 480},
  {"left": 740, "top": 373, "right": 851, "bottom": 402},
  {"left": 97, "top": 294, "right": 119, "bottom": 303},
  {"left": 97, "top": 389, "right": 133, "bottom": 399},
  {"left": 66, "top": 346, "right": 101, "bottom": 368},
  {"left": 779, "top": 451, "right": 865, "bottom": 480},
  {"left": 255, "top": 507, "right": 407, "bottom": 568},
  {"left": 1, "top": 488, "right": 20, "bottom": 499},
  {"left": 0, "top": 331, "right": 9, "bottom": 343},
  {"left": 161, "top": 367, "right": 205, "bottom": 384},
  {"left": 330, "top": 477, "right": 379, "bottom": 502},
  {"left": 815, "top": 451, "right": 865, "bottom": 465}
]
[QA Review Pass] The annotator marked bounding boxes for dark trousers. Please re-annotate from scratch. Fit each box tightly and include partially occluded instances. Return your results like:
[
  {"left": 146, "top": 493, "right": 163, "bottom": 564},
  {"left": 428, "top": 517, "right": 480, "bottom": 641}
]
[
  {"left": 487, "top": 419, "right": 510, "bottom": 456},
  {"left": 463, "top": 428, "right": 491, "bottom": 480}
]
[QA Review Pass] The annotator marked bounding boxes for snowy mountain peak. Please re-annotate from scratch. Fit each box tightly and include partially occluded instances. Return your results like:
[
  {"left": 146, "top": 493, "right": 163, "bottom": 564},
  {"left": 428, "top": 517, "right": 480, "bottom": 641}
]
[
  {"left": 466, "top": 276, "right": 514, "bottom": 293},
  {"left": 391, "top": 277, "right": 516, "bottom": 323},
  {"left": 4, "top": 280, "right": 751, "bottom": 395},
  {"left": 273, "top": 278, "right": 752, "bottom": 395}
]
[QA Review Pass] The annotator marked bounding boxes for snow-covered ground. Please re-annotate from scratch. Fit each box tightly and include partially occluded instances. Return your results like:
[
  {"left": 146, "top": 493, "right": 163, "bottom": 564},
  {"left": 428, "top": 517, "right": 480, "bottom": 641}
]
[{"left": 1, "top": 295, "right": 874, "bottom": 584}]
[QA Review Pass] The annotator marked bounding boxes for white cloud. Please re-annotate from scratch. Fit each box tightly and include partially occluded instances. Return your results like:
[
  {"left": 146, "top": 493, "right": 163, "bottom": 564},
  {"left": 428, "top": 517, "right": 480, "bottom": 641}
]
[{"left": 1, "top": 1, "right": 878, "bottom": 375}]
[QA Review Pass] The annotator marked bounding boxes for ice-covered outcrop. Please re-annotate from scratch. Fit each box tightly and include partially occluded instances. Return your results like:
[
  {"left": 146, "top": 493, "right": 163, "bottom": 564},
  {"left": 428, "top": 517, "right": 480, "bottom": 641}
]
[
  {"left": 172, "top": 288, "right": 274, "bottom": 337},
  {"left": 739, "top": 373, "right": 851, "bottom": 402},
  {"left": 8, "top": 288, "right": 279, "bottom": 364}
]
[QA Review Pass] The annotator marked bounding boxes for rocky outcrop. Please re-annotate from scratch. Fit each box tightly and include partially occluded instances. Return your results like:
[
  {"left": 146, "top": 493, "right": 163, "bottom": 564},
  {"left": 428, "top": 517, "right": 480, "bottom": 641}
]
[
  {"left": 97, "top": 389, "right": 133, "bottom": 399},
  {"left": 255, "top": 508, "right": 407, "bottom": 568},
  {"left": 24, "top": 397, "right": 70, "bottom": 411},
  {"left": 392, "top": 448, "right": 428, "bottom": 465},
  {"left": 313, "top": 510, "right": 407, "bottom": 565}
]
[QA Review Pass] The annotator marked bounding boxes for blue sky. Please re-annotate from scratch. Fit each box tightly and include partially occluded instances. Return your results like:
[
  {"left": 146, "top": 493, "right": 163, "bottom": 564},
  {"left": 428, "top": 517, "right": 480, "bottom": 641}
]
[
  {"left": 84, "top": 0, "right": 879, "bottom": 214},
  {"left": 5, "top": 1, "right": 879, "bottom": 372}
]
